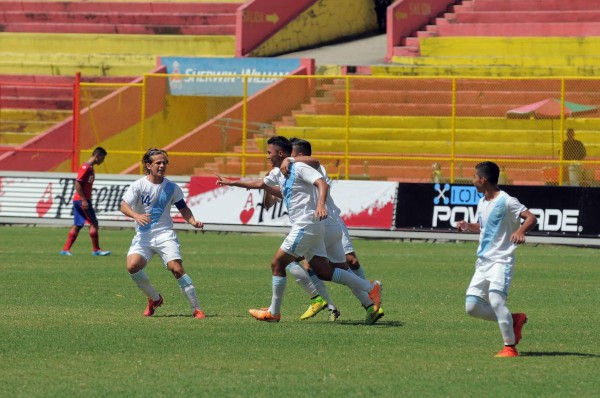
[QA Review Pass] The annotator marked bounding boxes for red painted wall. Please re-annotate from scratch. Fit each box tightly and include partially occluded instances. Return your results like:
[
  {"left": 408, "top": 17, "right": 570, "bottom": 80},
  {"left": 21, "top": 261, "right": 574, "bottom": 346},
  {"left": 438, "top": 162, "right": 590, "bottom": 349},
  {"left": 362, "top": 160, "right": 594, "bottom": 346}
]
[{"left": 236, "top": 0, "right": 317, "bottom": 56}]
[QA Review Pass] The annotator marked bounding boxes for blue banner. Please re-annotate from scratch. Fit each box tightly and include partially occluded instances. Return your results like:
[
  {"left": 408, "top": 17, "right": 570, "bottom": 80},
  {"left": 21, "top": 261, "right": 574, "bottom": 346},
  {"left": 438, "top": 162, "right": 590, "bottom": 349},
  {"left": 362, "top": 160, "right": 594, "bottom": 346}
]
[{"left": 160, "top": 57, "right": 302, "bottom": 97}]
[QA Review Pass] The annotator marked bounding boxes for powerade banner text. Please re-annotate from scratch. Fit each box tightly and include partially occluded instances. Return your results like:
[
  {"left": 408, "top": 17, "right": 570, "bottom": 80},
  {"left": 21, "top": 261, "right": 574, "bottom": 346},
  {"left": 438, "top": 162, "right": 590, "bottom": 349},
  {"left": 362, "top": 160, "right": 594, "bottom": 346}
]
[
  {"left": 395, "top": 183, "right": 600, "bottom": 237},
  {"left": 160, "top": 57, "right": 302, "bottom": 96}
]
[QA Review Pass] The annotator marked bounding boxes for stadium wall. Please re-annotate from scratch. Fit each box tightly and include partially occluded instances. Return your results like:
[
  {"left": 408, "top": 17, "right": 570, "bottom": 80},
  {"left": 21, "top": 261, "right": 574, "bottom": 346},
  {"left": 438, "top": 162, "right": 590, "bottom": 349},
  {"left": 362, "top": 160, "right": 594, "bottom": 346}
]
[{"left": 1, "top": 172, "right": 599, "bottom": 247}]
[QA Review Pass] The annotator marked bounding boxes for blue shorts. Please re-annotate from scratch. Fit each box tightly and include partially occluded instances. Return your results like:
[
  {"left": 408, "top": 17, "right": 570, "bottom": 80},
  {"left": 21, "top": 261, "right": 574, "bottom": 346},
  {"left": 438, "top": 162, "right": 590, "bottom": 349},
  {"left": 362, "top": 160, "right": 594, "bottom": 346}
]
[{"left": 73, "top": 200, "right": 99, "bottom": 227}]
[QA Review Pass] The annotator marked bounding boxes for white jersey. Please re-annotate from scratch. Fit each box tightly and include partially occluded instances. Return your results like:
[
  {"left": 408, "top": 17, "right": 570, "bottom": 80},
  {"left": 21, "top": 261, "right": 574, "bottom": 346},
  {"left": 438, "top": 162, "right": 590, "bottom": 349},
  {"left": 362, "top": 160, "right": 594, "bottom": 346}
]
[
  {"left": 475, "top": 190, "right": 526, "bottom": 264},
  {"left": 122, "top": 176, "right": 184, "bottom": 235},
  {"left": 264, "top": 163, "right": 324, "bottom": 226}
]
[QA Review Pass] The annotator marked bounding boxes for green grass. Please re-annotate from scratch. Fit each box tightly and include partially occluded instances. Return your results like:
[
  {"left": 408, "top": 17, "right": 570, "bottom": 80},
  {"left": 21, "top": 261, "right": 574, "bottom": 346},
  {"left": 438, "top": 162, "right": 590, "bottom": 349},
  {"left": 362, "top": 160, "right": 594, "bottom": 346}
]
[{"left": 1, "top": 227, "right": 599, "bottom": 397}]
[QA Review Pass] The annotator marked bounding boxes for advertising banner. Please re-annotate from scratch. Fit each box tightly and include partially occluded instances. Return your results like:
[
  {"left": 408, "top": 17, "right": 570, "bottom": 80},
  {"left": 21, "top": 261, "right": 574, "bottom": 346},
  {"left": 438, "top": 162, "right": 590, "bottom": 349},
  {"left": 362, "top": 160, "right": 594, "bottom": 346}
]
[
  {"left": 160, "top": 57, "right": 302, "bottom": 96},
  {"left": 1, "top": 173, "right": 396, "bottom": 229},
  {"left": 395, "top": 183, "right": 599, "bottom": 237},
  {"left": 0, "top": 173, "right": 188, "bottom": 223},
  {"left": 186, "top": 176, "right": 397, "bottom": 228}
]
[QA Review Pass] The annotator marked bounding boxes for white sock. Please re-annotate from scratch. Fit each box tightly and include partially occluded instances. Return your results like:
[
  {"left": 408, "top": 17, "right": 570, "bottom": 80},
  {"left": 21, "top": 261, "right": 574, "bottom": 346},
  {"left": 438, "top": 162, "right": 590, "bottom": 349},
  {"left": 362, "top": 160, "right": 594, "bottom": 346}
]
[
  {"left": 351, "top": 266, "right": 367, "bottom": 280},
  {"left": 286, "top": 262, "right": 318, "bottom": 296},
  {"left": 331, "top": 268, "right": 373, "bottom": 292},
  {"left": 309, "top": 273, "right": 337, "bottom": 310},
  {"left": 490, "top": 291, "right": 515, "bottom": 345},
  {"left": 177, "top": 274, "right": 201, "bottom": 311},
  {"left": 130, "top": 269, "right": 160, "bottom": 301},
  {"left": 268, "top": 276, "right": 286, "bottom": 315}
]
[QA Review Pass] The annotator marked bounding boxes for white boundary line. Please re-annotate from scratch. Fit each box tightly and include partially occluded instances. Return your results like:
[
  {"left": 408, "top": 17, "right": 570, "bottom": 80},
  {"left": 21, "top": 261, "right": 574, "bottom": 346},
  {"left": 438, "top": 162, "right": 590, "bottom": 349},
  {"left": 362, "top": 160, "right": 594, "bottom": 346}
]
[{"left": 2, "top": 217, "right": 598, "bottom": 247}]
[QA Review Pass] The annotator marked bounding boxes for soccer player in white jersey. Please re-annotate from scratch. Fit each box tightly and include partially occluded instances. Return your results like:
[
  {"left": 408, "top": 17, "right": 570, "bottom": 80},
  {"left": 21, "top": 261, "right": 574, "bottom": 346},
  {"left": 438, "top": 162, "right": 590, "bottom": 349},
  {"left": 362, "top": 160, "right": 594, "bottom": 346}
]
[
  {"left": 282, "top": 138, "right": 384, "bottom": 324},
  {"left": 120, "top": 148, "right": 207, "bottom": 319},
  {"left": 216, "top": 136, "right": 382, "bottom": 323},
  {"left": 456, "top": 161, "right": 537, "bottom": 357}
]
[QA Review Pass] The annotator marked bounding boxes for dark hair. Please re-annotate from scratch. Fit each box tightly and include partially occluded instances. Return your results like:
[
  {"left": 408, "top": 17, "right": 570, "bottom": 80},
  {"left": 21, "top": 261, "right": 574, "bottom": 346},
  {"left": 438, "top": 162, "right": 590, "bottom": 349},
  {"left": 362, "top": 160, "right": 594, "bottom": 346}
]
[
  {"left": 93, "top": 147, "right": 107, "bottom": 157},
  {"left": 290, "top": 137, "right": 312, "bottom": 156},
  {"left": 475, "top": 161, "right": 500, "bottom": 184},
  {"left": 267, "top": 136, "right": 292, "bottom": 155},
  {"left": 142, "top": 147, "right": 168, "bottom": 174}
]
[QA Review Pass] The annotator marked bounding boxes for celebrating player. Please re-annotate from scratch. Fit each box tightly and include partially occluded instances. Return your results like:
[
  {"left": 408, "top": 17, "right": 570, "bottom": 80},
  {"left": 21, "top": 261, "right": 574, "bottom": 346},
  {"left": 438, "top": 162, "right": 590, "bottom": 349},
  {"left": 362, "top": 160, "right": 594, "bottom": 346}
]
[
  {"left": 120, "top": 148, "right": 206, "bottom": 319},
  {"left": 456, "top": 161, "right": 537, "bottom": 357},
  {"left": 216, "top": 136, "right": 382, "bottom": 323}
]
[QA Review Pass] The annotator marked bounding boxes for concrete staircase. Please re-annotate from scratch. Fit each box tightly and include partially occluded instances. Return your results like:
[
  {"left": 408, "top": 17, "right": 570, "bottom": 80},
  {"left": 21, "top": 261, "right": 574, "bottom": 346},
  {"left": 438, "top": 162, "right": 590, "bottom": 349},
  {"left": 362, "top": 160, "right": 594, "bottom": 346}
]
[{"left": 391, "top": 0, "right": 600, "bottom": 76}]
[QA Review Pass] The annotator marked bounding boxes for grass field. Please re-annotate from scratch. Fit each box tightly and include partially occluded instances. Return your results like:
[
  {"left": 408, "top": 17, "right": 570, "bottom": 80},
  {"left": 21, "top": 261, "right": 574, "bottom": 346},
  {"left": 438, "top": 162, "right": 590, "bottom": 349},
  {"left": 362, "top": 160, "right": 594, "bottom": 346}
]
[{"left": 1, "top": 226, "right": 599, "bottom": 397}]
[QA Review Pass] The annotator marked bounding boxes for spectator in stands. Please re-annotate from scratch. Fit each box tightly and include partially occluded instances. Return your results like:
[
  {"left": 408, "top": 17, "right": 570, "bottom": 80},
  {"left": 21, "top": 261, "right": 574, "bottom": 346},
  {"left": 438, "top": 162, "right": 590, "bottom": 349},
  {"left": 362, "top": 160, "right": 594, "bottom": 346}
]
[
  {"left": 60, "top": 147, "right": 111, "bottom": 256},
  {"left": 374, "top": 0, "right": 392, "bottom": 33},
  {"left": 562, "top": 128, "right": 586, "bottom": 186}
]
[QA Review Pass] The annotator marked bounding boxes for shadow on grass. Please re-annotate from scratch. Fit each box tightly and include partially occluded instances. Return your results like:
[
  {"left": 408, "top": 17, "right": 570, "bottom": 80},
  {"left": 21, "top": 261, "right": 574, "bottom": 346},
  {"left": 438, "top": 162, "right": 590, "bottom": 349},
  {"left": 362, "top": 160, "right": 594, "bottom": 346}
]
[
  {"left": 336, "top": 320, "right": 404, "bottom": 327},
  {"left": 521, "top": 351, "right": 600, "bottom": 358},
  {"left": 154, "top": 313, "right": 217, "bottom": 318}
]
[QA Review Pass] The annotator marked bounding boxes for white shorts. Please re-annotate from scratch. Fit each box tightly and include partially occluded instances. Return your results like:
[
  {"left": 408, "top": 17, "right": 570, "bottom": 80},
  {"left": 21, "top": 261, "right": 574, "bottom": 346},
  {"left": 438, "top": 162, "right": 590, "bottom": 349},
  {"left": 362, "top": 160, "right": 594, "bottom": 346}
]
[
  {"left": 338, "top": 219, "right": 355, "bottom": 254},
  {"left": 127, "top": 229, "right": 182, "bottom": 267},
  {"left": 466, "top": 258, "right": 514, "bottom": 300},
  {"left": 324, "top": 222, "right": 347, "bottom": 264},
  {"left": 281, "top": 223, "right": 326, "bottom": 262}
]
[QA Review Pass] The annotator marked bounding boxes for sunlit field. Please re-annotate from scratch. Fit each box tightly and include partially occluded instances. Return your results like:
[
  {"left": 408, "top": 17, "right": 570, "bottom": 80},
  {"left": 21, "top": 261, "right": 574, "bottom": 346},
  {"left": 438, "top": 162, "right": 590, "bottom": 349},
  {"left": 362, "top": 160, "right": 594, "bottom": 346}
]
[{"left": 1, "top": 226, "right": 598, "bottom": 397}]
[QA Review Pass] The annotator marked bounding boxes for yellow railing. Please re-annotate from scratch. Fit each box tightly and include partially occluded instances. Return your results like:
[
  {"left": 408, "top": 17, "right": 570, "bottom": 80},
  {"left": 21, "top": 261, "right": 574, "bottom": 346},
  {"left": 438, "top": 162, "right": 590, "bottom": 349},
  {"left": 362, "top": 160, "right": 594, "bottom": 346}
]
[{"left": 71, "top": 74, "right": 600, "bottom": 187}]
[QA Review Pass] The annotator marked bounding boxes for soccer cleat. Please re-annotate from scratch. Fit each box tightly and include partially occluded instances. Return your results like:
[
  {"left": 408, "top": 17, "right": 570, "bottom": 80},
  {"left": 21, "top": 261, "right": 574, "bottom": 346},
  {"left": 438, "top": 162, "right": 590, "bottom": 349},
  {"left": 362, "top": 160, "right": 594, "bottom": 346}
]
[
  {"left": 59, "top": 250, "right": 72, "bottom": 256},
  {"left": 368, "top": 280, "right": 383, "bottom": 312},
  {"left": 300, "top": 295, "right": 328, "bottom": 320},
  {"left": 92, "top": 250, "right": 111, "bottom": 256},
  {"left": 512, "top": 313, "right": 528, "bottom": 345},
  {"left": 143, "top": 295, "right": 164, "bottom": 317},
  {"left": 249, "top": 308, "right": 281, "bottom": 322},
  {"left": 495, "top": 346, "right": 519, "bottom": 357},
  {"left": 193, "top": 308, "right": 206, "bottom": 319},
  {"left": 328, "top": 308, "right": 341, "bottom": 322},
  {"left": 365, "top": 305, "right": 385, "bottom": 325}
]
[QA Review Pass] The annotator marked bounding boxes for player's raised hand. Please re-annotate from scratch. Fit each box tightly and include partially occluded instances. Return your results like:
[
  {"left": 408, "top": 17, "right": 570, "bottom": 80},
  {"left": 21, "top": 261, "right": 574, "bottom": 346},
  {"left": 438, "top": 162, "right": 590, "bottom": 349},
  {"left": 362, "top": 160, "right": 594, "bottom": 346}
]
[
  {"left": 280, "top": 158, "right": 291, "bottom": 176},
  {"left": 215, "top": 174, "right": 232, "bottom": 186}
]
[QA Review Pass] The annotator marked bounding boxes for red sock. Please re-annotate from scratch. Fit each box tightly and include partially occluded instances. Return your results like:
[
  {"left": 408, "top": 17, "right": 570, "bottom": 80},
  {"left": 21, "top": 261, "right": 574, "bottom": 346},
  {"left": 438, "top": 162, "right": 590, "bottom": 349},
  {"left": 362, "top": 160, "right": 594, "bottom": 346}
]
[
  {"left": 62, "top": 227, "right": 79, "bottom": 251},
  {"left": 89, "top": 225, "right": 100, "bottom": 252}
]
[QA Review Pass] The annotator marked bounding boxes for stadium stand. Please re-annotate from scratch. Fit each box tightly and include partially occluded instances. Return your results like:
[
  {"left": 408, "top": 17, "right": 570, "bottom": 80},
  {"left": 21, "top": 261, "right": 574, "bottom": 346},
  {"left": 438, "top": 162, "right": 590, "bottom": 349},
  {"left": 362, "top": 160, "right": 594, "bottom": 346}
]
[
  {"left": 0, "top": 0, "right": 240, "bottom": 162},
  {"left": 390, "top": 0, "right": 600, "bottom": 76}
]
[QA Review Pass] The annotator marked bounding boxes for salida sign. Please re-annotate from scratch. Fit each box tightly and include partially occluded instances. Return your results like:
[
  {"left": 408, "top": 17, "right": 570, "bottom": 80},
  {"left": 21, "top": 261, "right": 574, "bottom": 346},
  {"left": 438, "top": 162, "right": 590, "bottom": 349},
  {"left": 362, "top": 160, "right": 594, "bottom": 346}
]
[{"left": 396, "top": 183, "right": 594, "bottom": 237}]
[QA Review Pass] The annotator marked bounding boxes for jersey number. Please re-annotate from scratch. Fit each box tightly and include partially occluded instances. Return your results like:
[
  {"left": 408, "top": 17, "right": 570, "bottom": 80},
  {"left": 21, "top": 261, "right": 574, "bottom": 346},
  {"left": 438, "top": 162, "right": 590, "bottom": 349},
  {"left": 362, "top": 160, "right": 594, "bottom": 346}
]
[{"left": 141, "top": 193, "right": 152, "bottom": 206}]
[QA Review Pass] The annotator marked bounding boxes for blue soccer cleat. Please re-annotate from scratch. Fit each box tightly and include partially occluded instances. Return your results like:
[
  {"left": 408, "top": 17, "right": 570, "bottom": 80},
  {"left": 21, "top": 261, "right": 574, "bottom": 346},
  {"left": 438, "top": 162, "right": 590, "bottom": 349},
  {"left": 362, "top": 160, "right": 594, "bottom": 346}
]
[{"left": 92, "top": 250, "right": 111, "bottom": 256}]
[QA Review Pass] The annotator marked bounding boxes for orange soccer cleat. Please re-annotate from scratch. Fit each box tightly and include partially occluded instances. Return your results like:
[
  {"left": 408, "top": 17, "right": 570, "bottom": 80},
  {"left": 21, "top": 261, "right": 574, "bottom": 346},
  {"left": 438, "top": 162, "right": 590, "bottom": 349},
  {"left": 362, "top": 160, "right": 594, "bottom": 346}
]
[
  {"left": 249, "top": 308, "right": 281, "bottom": 322},
  {"left": 495, "top": 346, "right": 519, "bottom": 357},
  {"left": 143, "top": 295, "right": 164, "bottom": 317}
]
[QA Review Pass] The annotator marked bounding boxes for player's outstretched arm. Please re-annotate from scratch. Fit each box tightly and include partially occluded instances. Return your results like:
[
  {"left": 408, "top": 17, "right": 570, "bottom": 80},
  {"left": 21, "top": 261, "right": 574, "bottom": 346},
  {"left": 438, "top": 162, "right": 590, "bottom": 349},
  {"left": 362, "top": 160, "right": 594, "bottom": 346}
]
[
  {"left": 456, "top": 220, "right": 481, "bottom": 233},
  {"left": 215, "top": 174, "right": 265, "bottom": 190},
  {"left": 120, "top": 201, "right": 151, "bottom": 226}
]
